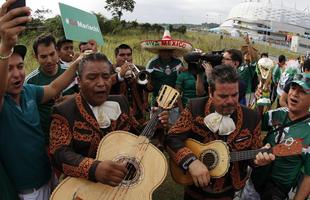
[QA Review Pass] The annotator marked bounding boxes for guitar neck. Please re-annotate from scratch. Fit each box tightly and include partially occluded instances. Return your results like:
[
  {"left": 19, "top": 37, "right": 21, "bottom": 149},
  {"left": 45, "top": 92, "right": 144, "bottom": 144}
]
[
  {"left": 140, "top": 108, "right": 162, "bottom": 139},
  {"left": 230, "top": 148, "right": 272, "bottom": 162}
]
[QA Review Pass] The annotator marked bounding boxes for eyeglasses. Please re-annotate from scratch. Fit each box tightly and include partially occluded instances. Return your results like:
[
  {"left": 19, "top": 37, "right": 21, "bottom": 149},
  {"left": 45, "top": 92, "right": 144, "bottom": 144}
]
[{"left": 222, "top": 57, "right": 232, "bottom": 61}]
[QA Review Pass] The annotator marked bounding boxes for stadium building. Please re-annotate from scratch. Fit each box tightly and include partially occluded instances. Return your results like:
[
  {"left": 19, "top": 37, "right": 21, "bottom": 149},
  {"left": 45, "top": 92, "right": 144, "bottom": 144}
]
[{"left": 220, "top": 0, "right": 310, "bottom": 54}]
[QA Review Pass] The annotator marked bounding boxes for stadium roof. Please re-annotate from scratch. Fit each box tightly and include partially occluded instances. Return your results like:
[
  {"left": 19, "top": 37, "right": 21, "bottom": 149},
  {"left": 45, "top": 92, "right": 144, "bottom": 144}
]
[{"left": 226, "top": 1, "right": 310, "bottom": 29}]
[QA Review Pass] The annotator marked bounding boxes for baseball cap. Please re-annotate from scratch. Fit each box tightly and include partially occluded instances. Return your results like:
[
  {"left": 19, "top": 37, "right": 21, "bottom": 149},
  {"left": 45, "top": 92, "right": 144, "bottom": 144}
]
[{"left": 291, "top": 73, "right": 310, "bottom": 94}]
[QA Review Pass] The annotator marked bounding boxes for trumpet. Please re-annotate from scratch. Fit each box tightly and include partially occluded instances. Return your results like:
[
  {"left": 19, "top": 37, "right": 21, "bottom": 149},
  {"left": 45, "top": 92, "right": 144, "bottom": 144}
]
[{"left": 115, "top": 61, "right": 150, "bottom": 85}]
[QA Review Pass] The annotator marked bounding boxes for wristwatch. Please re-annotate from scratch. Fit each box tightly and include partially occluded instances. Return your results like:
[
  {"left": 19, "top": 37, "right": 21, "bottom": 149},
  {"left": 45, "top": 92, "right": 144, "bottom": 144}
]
[{"left": 182, "top": 156, "right": 197, "bottom": 170}]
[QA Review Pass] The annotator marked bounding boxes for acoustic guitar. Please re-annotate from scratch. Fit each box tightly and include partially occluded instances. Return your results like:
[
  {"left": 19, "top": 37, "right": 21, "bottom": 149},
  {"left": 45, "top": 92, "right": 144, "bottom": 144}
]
[
  {"left": 170, "top": 138, "right": 309, "bottom": 185},
  {"left": 50, "top": 85, "right": 180, "bottom": 200}
]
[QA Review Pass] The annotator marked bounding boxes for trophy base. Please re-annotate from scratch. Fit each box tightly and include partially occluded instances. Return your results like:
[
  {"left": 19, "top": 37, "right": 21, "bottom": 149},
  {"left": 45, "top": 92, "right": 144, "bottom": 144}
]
[{"left": 256, "top": 98, "right": 271, "bottom": 106}]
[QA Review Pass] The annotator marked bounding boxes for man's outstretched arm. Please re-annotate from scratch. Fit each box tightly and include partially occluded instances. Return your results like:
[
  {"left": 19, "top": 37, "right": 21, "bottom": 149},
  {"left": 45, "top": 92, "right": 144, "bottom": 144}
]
[{"left": 0, "top": 1, "right": 31, "bottom": 111}]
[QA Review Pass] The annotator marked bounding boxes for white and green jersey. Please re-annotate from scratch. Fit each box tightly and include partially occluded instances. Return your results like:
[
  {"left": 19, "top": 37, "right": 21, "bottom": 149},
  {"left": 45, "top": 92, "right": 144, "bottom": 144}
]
[
  {"left": 238, "top": 62, "right": 257, "bottom": 94},
  {"left": 146, "top": 56, "right": 183, "bottom": 106},
  {"left": 258, "top": 107, "right": 310, "bottom": 190}
]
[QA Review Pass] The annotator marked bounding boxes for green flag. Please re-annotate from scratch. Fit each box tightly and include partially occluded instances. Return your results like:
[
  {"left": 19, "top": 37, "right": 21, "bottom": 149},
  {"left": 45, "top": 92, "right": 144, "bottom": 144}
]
[{"left": 59, "top": 3, "right": 104, "bottom": 45}]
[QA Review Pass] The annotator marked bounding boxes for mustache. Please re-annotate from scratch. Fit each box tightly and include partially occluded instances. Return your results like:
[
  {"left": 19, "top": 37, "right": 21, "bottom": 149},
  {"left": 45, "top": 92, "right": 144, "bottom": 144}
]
[{"left": 222, "top": 104, "right": 235, "bottom": 108}]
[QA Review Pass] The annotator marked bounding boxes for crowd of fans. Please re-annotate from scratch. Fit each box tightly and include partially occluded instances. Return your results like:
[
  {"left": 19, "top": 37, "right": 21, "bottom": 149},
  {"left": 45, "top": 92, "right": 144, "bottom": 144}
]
[{"left": 0, "top": 1, "right": 309, "bottom": 200}]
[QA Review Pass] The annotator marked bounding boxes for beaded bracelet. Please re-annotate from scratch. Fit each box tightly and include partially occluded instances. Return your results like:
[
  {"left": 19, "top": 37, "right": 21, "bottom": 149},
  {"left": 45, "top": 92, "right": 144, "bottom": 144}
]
[{"left": 0, "top": 48, "right": 14, "bottom": 60}]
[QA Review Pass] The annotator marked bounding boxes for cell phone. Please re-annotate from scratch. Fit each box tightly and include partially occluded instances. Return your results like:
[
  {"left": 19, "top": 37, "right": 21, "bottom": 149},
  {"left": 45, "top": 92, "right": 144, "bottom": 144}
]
[{"left": 7, "top": 0, "right": 27, "bottom": 26}]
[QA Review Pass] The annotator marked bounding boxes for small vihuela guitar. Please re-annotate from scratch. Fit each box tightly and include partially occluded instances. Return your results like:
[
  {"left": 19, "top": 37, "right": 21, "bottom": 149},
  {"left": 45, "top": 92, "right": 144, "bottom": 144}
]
[
  {"left": 50, "top": 85, "right": 180, "bottom": 200},
  {"left": 170, "top": 138, "right": 309, "bottom": 185}
]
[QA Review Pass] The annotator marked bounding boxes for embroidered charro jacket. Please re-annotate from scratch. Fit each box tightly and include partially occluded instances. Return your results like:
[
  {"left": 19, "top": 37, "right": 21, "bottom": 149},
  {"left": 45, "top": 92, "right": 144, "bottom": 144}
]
[
  {"left": 166, "top": 97, "right": 262, "bottom": 195},
  {"left": 49, "top": 93, "right": 141, "bottom": 182}
]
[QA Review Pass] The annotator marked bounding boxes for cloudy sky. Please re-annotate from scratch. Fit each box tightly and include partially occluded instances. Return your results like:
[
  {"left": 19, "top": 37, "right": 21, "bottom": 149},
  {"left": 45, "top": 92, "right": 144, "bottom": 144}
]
[{"left": 2, "top": 0, "right": 309, "bottom": 24}]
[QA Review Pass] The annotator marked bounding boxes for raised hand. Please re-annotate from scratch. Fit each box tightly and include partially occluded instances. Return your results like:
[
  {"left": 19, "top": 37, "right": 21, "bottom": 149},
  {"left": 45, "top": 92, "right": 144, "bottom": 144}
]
[
  {"left": 87, "top": 39, "right": 97, "bottom": 52},
  {"left": 201, "top": 61, "right": 212, "bottom": 79},
  {"left": 0, "top": 0, "right": 31, "bottom": 50}
]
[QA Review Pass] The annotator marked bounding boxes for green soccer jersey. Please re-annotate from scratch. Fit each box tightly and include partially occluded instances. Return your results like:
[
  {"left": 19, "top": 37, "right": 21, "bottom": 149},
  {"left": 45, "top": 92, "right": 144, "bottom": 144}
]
[
  {"left": 176, "top": 71, "right": 196, "bottom": 106},
  {"left": 253, "top": 107, "right": 310, "bottom": 191},
  {"left": 238, "top": 62, "right": 256, "bottom": 94},
  {"left": 25, "top": 65, "right": 78, "bottom": 144},
  {"left": 272, "top": 64, "right": 282, "bottom": 84},
  {"left": 146, "top": 56, "right": 183, "bottom": 106}
]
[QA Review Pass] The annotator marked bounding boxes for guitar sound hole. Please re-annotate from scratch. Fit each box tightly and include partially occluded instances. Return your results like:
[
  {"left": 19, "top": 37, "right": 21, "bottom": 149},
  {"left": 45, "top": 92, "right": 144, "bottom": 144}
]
[
  {"left": 200, "top": 150, "right": 218, "bottom": 170},
  {"left": 124, "top": 163, "right": 137, "bottom": 181},
  {"left": 114, "top": 156, "right": 142, "bottom": 187}
]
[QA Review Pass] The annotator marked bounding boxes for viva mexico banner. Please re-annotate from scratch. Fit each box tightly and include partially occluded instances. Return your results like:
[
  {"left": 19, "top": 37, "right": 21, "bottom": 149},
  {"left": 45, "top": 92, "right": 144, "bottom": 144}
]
[{"left": 59, "top": 3, "right": 104, "bottom": 45}]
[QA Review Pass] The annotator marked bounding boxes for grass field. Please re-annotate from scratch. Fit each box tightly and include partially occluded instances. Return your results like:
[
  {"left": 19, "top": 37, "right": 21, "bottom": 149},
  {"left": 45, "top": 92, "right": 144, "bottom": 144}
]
[
  {"left": 21, "top": 29, "right": 299, "bottom": 74},
  {"left": 153, "top": 165, "right": 184, "bottom": 200}
]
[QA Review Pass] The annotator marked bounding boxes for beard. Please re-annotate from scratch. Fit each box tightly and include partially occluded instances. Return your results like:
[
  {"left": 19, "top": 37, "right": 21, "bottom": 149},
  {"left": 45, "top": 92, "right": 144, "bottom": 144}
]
[{"left": 220, "top": 104, "right": 236, "bottom": 115}]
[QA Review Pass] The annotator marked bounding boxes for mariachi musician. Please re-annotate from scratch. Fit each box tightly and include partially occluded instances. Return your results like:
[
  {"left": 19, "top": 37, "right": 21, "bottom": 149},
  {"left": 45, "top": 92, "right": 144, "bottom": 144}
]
[
  {"left": 141, "top": 28, "right": 193, "bottom": 124},
  {"left": 110, "top": 44, "right": 152, "bottom": 123},
  {"left": 165, "top": 65, "right": 274, "bottom": 200},
  {"left": 49, "top": 53, "right": 169, "bottom": 191}
]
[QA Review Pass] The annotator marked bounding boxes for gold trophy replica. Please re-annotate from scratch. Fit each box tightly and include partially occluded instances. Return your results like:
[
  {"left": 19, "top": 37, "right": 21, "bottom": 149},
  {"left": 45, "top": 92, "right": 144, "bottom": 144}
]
[{"left": 257, "top": 57, "right": 274, "bottom": 106}]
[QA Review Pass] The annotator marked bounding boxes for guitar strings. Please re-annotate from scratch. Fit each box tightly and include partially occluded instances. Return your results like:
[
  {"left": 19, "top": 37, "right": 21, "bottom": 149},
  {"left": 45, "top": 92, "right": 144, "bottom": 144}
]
[
  {"left": 97, "top": 157, "right": 136, "bottom": 200},
  {"left": 109, "top": 141, "right": 149, "bottom": 200},
  {"left": 97, "top": 88, "right": 176, "bottom": 199},
  {"left": 120, "top": 144, "right": 149, "bottom": 199},
  {"left": 122, "top": 90, "right": 175, "bottom": 181},
  {"left": 201, "top": 148, "right": 270, "bottom": 167},
  {"left": 111, "top": 93, "right": 172, "bottom": 199},
  {"left": 230, "top": 149, "right": 270, "bottom": 162},
  {"left": 116, "top": 113, "right": 160, "bottom": 198},
  {"left": 97, "top": 113, "right": 159, "bottom": 200},
  {"left": 116, "top": 108, "right": 160, "bottom": 191}
]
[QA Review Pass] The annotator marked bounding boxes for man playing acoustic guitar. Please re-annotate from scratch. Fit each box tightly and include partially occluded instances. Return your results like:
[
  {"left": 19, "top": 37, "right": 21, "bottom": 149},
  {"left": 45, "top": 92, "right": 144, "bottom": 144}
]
[
  {"left": 49, "top": 53, "right": 169, "bottom": 189},
  {"left": 166, "top": 65, "right": 274, "bottom": 200}
]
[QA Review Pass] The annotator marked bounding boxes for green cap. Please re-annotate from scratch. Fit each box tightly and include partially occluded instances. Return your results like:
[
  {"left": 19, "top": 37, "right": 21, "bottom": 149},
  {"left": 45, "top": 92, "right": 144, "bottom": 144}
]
[{"left": 291, "top": 73, "right": 310, "bottom": 94}]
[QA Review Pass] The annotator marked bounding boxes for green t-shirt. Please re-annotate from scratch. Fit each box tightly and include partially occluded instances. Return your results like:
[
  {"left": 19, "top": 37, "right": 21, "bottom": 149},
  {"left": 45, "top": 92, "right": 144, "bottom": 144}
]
[
  {"left": 176, "top": 71, "right": 196, "bottom": 106},
  {"left": 0, "top": 161, "right": 18, "bottom": 200},
  {"left": 252, "top": 107, "right": 310, "bottom": 191},
  {"left": 0, "top": 84, "right": 51, "bottom": 191},
  {"left": 238, "top": 62, "right": 257, "bottom": 94},
  {"left": 25, "top": 65, "right": 78, "bottom": 143},
  {"left": 146, "top": 56, "right": 183, "bottom": 105},
  {"left": 272, "top": 64, "right": 282, "bottom": 84}
]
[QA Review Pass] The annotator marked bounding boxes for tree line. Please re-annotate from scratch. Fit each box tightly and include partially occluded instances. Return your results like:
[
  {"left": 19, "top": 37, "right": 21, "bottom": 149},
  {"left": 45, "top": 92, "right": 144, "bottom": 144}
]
[{"left": 20, "top": 7, "right": 187, "bottom": 43}]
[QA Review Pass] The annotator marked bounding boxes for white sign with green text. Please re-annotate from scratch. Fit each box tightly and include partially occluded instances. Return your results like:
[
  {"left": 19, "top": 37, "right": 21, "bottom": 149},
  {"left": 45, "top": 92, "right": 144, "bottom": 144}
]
[{"left": 59, "top": 3, "right": 104, "bottom": 45}]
